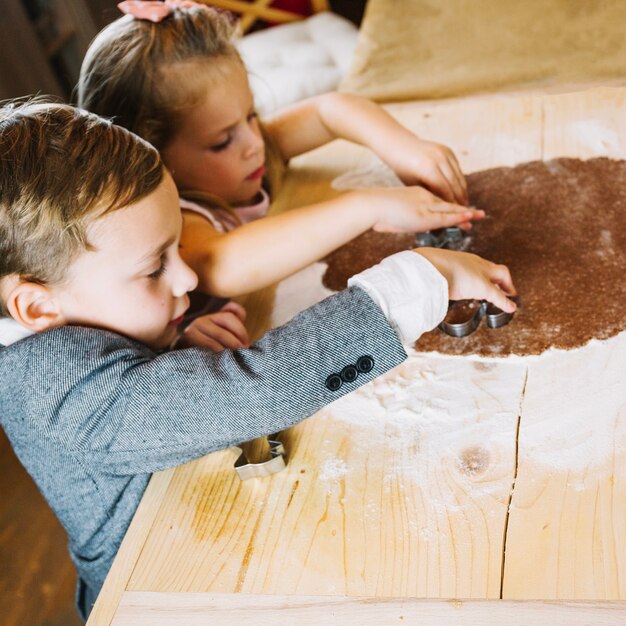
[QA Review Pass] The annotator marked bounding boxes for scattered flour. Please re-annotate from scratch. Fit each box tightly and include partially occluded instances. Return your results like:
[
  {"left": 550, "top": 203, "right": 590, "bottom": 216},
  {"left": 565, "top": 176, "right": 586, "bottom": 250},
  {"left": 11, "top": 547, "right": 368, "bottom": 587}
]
[
  {"left": 271, "top": 262, "right": 335, "bottom": 327},
  {"left": 568, "top": 120, "right": 620, "bottom": 155},
  {"left": 331, "top": 157, "right": 403, "bottom": 190},
  {"left": 318, "top": 458, "right": 349, "bottom": 481}
]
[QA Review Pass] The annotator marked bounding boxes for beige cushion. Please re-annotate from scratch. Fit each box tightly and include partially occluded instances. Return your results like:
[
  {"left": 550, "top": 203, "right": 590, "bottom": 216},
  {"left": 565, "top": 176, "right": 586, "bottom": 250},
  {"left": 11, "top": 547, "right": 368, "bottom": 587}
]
[
  {"left": 238, "top": 12, "right": 358, "bottom": 115},
  {"left": 340, "top": 0, "right": 626, "bottom": 101}
]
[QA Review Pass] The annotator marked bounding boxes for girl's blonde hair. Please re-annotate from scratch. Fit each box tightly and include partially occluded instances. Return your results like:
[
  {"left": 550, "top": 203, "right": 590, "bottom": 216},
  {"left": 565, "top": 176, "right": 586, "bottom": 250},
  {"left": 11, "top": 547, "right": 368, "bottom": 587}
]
[
  {"left": 0, "top": 100, "right": 162, "bottom": 299},
  {"left": 78, "top": 4, "right": 284, "bottom": 203}
]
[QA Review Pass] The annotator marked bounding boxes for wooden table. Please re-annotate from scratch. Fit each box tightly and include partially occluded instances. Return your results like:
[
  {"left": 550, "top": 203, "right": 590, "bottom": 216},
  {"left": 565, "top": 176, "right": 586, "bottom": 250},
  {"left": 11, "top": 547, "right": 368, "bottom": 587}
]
[{"left": 88, "top": 86, "right": 626, "bottom": 625}]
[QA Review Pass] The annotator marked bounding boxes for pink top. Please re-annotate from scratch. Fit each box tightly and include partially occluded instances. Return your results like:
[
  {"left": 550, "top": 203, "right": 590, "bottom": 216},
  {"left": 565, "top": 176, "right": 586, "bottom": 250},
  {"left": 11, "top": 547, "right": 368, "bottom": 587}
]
[
  {"left": 177, "top": 188, "right": 271, "bottom": 328},
  {"left": 179, "top": 188, "right": 270, "bottom": 233}
]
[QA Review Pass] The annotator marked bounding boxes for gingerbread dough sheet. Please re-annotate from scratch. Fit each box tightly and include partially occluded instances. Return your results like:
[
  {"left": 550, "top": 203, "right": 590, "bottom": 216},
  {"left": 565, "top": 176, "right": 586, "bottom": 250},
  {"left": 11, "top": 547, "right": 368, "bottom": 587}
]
[{"left": 323, "top": 157, "right": 626, "bottom": 356}]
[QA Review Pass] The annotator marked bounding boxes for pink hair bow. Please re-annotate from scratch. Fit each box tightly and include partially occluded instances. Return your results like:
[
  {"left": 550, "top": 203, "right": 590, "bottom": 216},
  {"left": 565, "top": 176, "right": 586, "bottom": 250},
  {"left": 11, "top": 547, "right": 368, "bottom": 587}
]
[{"left": 118, "top": 0, "right": 201, "bottom": 23}]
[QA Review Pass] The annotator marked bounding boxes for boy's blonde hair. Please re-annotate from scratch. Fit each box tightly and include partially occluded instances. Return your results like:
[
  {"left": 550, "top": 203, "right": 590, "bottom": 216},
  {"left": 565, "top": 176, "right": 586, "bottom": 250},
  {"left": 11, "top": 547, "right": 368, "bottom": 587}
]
[
  {"left": 0, "top": 101, "right": 163, "bottom": 302},
  {"left": 78, "top": 4, "right": 284, "bottom": 201}
]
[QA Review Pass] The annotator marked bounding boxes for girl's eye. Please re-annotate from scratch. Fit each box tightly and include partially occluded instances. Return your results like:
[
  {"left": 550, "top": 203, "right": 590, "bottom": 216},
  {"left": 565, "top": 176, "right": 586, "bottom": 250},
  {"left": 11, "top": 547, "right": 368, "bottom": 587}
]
[
  {"left": 210, "top": 135, "right": 232, "bottom": 152},
  {"left": 147, "top": 257, "right": 167, "bottom": 280},
  {"left": 247, "top": 111, "right": 258, "bottom": 123}
]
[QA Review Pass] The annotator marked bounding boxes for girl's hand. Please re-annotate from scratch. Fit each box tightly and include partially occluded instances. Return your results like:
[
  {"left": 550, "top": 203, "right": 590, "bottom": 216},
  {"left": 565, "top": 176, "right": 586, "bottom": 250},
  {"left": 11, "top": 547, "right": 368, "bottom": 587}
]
[
  {"left": 385, "top": 137, "right": 468, "bottom": 206},
  {"left": 365, "top": 186, "right": 484, "bottom": 233},
  {"left": 177, "top": 301, "right": 250, "bottom": 351},
  {"left": 416, "top": 247, "right": 517, "bottom": 313}
]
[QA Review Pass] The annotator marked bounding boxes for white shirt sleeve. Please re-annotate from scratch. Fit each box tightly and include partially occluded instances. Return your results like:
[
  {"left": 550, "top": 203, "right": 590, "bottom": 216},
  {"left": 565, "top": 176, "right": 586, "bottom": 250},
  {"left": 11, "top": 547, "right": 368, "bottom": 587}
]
[{"left": 348, "top": 250, "right": 448, "bottom": 345}]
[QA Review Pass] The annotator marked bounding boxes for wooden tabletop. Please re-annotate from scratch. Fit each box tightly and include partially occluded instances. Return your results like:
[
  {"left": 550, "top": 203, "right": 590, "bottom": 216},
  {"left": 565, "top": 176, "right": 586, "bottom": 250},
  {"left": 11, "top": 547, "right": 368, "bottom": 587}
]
[{"left": 88, "top": 86, "right": 626, "bottom": 625}]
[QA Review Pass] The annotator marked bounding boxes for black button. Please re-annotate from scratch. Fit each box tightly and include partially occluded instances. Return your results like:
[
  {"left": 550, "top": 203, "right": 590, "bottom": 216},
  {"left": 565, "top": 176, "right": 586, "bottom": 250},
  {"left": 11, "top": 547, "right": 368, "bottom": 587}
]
[
  {"left": 356, "top": 355, "right": 374, "bottom": 373},
  {"left": 341, "top": 365, "right": 358, "bottom": 383},
  {"left": 325, "top": 373, "right": 342, "bottom": 391}
]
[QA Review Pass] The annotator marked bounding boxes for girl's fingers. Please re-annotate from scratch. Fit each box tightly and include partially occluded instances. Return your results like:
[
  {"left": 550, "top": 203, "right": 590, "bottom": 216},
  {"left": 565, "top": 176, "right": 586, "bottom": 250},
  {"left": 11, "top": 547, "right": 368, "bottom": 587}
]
[
  {"left": 426, "top": 203, "right": 483, "bottom": 226},
  {"left": 430, "top": 167, "right": 457, "bottom": 204},
  {"left": 428, "top": 200, "right": 473, "bottom": 214},
  {"left": 419, "top": 206, "right": 477, "bottom": 231},
  {"left": 436, "top": 163, "right": 464, "bottom": 206},
  {"left": 445, "top": 154, "right": 468, "bottom": 205},
  {"left": 199, "top": 324, "right": 246, "bottom": 350},
  {"left": 428, "top": 198, "right": 483, "bottom": 219},
  {"left": 179, "top": 329, "right": 226, "bottom": 352},
  {"left": 207, "top": 312, "right": 250, "bottom": 345},
  {"left": 219, "top": 300, "right": 247, "bottom": 322}
]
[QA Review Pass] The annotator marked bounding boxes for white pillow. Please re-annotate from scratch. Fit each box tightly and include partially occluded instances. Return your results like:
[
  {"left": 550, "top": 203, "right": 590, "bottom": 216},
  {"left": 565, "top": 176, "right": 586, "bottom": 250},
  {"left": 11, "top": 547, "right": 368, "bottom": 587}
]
[{"left": 237, "top": 12, "right": 358, "bottom": 116}]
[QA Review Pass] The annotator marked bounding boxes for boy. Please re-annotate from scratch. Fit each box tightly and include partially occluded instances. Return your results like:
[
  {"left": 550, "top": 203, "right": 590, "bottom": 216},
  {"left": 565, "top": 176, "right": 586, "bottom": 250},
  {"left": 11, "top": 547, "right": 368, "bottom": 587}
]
[{"left": 0, "top": 101, "right": 515, "bottom": 620}]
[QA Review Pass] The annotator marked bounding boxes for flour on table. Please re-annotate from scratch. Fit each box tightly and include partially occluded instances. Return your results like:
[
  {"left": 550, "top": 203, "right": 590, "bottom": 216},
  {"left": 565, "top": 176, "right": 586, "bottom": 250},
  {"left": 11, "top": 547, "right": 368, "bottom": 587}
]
[
  {"left": 318, "top": 458, "right": 349, "bottom": 481},
  {"left": 568, "top": 119, "right": 620, "bottom": 154},
  {"left": 271, "top": 262, "right": 335, "bottom": 327},
  {"left": 331, "top": 157, "right": 403, "bottom": 190}
]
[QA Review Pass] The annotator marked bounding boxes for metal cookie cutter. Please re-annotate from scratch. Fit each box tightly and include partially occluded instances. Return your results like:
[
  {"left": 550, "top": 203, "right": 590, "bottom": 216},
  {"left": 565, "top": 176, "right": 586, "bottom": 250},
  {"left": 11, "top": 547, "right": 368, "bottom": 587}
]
[
  {"left": 439, "top": 298, "right": 518, "bottom": 337},
  {"left": 414, "top": 226, "right": 471, "bottom": 251},
  {"left": 234, "top": 433, "right": 286, "bottom": 480}
]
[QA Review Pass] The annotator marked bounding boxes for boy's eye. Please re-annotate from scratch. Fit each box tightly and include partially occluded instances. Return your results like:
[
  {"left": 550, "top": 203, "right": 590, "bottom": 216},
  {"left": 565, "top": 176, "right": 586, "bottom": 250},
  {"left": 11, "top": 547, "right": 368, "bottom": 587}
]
[{"left": 147, "top": 257, "right": 167, "bottom": 280}]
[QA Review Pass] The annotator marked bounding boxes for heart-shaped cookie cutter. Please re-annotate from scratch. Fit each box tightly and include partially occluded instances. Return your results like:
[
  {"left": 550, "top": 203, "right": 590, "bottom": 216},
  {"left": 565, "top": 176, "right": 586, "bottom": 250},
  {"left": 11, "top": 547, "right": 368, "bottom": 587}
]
[{"left": 439, "top": 298, "right": 518, "bottom": 337}]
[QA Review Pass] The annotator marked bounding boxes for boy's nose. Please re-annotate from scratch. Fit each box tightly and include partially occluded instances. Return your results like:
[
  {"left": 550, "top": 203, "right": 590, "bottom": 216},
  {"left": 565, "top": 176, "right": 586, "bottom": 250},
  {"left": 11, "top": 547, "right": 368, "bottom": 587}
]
[{"left": 172, "top": 256, "right": 198, "bottom": 297}]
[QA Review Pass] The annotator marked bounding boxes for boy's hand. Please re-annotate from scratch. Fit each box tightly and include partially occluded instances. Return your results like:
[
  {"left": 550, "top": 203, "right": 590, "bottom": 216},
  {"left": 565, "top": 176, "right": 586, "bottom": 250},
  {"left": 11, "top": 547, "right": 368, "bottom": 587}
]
[
  {"left": 416, "top": 247, "right": 517, "bottom": 313},
  {"left": 366, "top": 186, "right": 484, "bottom": 234},
  {"left": 385, "top": 137, "right": 468, "bottom": 206},
  {"left": 177, "top": 301, "right": 250, "bottom": 351}
]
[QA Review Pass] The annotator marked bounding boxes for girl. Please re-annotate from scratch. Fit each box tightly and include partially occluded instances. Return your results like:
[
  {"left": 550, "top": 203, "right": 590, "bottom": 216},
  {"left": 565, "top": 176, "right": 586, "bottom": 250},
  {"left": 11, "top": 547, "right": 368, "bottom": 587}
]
[{"left": 78, "top": 1, "right": 482, "bottom": 349}]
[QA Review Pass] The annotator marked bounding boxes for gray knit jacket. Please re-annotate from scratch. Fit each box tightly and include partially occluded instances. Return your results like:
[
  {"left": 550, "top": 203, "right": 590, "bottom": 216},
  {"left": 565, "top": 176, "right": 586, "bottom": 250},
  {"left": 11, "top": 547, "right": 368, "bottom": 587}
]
[{"left": 0, "top": 287, "right": 406, "bottom": 620}]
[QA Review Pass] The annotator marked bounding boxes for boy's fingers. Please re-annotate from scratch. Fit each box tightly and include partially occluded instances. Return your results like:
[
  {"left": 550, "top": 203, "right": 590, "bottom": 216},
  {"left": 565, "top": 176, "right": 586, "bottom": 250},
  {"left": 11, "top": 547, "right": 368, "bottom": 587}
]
[
  {"left": 485, "top": 286, "right": 517, "bottom": 313},
  {"left": 489, "top": 263, "right": 517, "bottom": 296}
]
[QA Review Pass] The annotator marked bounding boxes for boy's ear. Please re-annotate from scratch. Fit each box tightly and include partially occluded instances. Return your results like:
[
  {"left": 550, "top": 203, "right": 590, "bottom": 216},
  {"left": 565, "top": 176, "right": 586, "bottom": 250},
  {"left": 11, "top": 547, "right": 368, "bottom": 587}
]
[{"left": 3, "top": 279, "right": 64, "bottom": 332}]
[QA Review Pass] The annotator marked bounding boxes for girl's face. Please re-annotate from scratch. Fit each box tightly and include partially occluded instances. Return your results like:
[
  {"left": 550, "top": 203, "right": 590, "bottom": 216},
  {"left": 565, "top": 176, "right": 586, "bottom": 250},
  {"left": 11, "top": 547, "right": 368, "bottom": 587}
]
[
  {"left": 51, "top": 173, "right": 198, "bottom": 350},
  {"left": 161, "top": 58, "right": 266, "bottom": 207}
]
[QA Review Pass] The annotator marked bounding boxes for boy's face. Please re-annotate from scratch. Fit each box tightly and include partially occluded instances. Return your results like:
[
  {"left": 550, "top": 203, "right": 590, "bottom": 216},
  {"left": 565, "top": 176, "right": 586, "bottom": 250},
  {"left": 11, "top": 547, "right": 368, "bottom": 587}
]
[
  {"left": 161, "top": 57, "right": 266, "bottom": 207},
  {"left": 52, "top": 172, "right": 198, "bottom": 350}
]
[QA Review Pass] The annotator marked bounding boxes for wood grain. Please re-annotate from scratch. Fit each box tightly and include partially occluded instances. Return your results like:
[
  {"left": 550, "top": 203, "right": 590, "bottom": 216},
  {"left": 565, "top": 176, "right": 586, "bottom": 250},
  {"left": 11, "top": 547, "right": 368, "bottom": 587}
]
[
  {"left": 111, "top": 593, "right": 626, "bottom": 626},
  {"left": 126, "top": 357, "right": 525, "bottom": 598},
  {"left": 88, "top": 86, "right": 626, "bottom": 624}
]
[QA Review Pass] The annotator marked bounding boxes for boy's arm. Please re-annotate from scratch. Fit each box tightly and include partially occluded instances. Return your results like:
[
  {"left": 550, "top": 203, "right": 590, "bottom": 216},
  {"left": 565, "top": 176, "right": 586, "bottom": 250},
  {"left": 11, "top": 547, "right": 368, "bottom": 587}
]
[
  {"left": 30, "top": 287, "right": 408, "bottom": 474},
  {"left": 263, "top": 92, "right": 467, "bottom": 205},
  {"left": 18, "top": 252, "right": 450, "bottom": 476}
]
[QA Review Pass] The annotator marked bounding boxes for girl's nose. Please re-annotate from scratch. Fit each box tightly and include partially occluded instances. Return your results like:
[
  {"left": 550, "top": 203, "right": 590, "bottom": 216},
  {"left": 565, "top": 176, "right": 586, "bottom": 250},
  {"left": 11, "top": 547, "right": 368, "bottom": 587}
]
[
  {"left": 243, "top": 124, "right": 264, "bottom": 159},
  {"left": 171, "top": 254, "right": 198, "bottom": 297}
]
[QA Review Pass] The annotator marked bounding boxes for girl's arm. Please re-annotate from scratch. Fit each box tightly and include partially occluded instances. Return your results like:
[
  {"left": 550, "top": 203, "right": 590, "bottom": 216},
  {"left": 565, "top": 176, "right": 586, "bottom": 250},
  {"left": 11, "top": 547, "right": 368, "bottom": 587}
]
[
  {"left": 181, "top": 186, "right": 481, "bottom": 297},
  {"left": 263, "top": 92, "right": 468, "bottom": 205}
]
